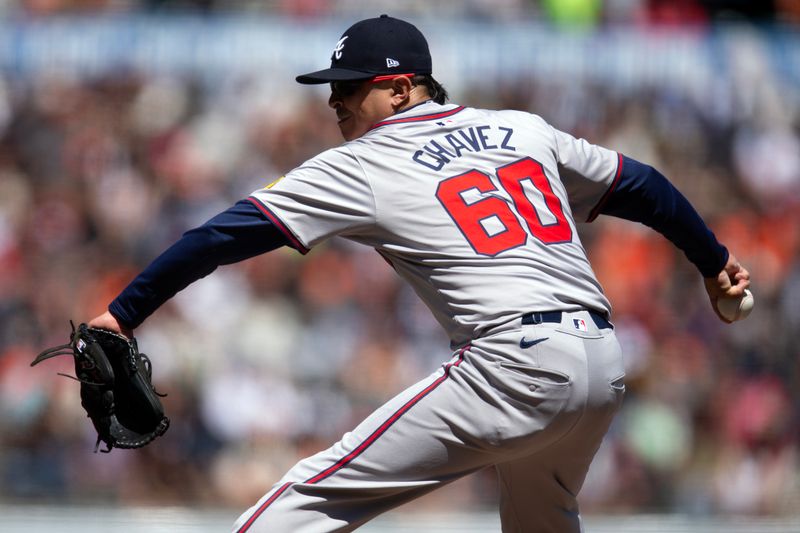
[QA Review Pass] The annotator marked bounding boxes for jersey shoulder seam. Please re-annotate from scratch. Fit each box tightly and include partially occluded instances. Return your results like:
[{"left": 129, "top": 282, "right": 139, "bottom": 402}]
[{"left": 342, "top": 144, "right": 380, "bottom": 232}]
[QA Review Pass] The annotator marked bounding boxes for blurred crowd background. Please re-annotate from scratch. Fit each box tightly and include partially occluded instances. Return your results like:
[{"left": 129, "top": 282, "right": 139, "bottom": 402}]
[
  {"left": 0, "top": 0, "right": 799, "bottom": 523},
  {"left": 0, "top": 0, "right": 792, "bottom": 23}
]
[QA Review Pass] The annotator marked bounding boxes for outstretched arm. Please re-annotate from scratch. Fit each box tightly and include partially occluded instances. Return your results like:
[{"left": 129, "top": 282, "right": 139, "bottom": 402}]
[
  {"left": 89, "top": 199, "right": 290, "bottom": 336},
  {"left": 592, "top": 155, "right": 750, "bottom": 321}
]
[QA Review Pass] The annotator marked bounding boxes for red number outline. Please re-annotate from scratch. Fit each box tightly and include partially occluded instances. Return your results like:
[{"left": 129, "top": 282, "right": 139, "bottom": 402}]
[
  {"left": 436, "top": 157, "right": 573, "bottom": 256},
  {"left": 497, "top": 157, "right": 573, "bottom": 245},
  {"left": 435, "top": 169, "right": 528, "bottom": 257}
]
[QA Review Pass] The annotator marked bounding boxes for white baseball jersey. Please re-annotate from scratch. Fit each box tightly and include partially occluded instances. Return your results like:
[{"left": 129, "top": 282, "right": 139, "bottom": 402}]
[{"left": 250, "top": 101, "right": 620, "bottom": 346}]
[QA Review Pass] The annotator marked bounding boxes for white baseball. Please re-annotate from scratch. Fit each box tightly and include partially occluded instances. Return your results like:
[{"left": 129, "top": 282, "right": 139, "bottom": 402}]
[{"left": 717, "top": 288, "right": 754, "bottom": 322}]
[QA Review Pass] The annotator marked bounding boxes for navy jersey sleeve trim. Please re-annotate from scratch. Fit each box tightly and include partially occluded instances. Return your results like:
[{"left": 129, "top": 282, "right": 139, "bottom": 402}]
[
  {"left": 247, "top": 196, "right": 310, "bottom": 254},
  {"left": 587, "top": 152, "right": 623, "bottom": 223},
  {"left": 595, "top": 155, "right": 728, "bottom": 278},
  {"left": 109, "top": 199, "right": 290, "bottom": 329}
]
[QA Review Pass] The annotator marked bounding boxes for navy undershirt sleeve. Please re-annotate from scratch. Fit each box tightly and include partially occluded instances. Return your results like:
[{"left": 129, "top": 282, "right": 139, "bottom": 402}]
[
  {"left": 109, "top": 199, "right": 290, "bottom": 329},
  {"left": 596, "top": 155, "right": 728, "bottom": 277}
]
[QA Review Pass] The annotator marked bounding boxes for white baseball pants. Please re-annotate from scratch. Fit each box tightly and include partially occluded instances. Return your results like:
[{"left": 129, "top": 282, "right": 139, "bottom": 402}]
[{"left": 233, "top": 309, "right": 625, "bottom": 533}]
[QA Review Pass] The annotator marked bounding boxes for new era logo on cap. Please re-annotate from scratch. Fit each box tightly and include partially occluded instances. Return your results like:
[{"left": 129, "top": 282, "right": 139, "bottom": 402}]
[{"left": 296, "top": 14, "right": 432, "bottom": 84}]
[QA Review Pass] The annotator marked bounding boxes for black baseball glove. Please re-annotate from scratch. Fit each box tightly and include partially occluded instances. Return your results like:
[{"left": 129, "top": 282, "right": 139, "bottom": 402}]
[{"left": 32, "top": 322, "right": 170, "bottom": 452}]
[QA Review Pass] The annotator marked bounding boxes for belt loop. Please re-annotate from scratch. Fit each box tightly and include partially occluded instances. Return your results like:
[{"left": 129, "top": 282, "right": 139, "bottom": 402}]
[
  {"left": 521, "top": 312, "right": 540, "bottom": 325},
  {"left": 521, "top": 311, "right": 562, "bottom": 325}
]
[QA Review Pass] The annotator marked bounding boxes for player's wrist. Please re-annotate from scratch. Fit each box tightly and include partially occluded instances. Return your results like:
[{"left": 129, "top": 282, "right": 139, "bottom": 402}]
[{"left": 106, "top": 304, "right": 137, "bottom": 336}]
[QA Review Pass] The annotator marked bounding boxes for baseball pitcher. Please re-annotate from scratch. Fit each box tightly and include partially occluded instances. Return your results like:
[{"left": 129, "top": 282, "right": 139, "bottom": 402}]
[{"left": 87, "top": 15, "right": 751, "bottom": 533}]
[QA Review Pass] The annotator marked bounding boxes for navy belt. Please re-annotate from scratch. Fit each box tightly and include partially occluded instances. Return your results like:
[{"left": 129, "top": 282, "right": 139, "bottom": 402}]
[{"left": 521, "top": 310, "right": 613, "bottom": 330}]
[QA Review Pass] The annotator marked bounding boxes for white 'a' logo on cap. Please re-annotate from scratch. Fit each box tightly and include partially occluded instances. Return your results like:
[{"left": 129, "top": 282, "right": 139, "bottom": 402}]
[{"left": 333, "top": 36, "right": 348, "bottom": 60}]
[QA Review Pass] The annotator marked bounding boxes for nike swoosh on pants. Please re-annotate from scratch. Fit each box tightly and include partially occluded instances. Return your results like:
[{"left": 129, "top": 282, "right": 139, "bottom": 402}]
[{"left": 519, "top": 337, "right": 549, "bottom": 349}]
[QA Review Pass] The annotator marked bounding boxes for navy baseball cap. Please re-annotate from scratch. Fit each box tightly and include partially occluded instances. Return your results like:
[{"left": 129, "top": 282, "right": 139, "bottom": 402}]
[{"left": 296, "top": 15, "right": 432, "bottom": 84}]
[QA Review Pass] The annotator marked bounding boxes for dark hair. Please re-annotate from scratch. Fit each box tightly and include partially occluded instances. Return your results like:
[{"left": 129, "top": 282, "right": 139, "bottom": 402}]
[{"left": 412, "top": 74, "right": 449, "bottom": 104}]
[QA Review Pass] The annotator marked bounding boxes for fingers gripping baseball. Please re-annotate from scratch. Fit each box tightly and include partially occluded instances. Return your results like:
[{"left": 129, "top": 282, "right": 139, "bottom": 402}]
[{"left": 704, "top": 253, "right": 753, "bottom": 323}]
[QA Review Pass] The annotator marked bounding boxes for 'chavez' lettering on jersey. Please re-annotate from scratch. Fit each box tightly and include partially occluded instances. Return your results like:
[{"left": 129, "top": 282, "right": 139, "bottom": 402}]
[{"left": 413, "top": 125, "right": 516, "bottom": 171}]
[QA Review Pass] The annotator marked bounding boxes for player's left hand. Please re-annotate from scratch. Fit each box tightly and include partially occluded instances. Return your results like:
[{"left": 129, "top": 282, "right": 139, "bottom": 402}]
[
  {"left": 704, "top": 252, "right": 750, "bottom": 323},
  {"left": 31, "top": 321, "right": 169, "bottom": 452},
  {"left": 89, "top": 310, "right": 134, "bottom": 339}
]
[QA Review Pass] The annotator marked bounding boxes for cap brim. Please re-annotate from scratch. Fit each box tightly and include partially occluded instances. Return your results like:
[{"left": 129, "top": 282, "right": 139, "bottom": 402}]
[{"left": 296, "top": 67, "right": 376, "bottom": 85}]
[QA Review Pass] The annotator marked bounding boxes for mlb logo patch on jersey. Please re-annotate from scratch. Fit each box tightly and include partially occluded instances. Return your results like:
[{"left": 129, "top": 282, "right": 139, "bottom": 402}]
[{"left": 573, "top": 318, "right": 588, "bottom": 332}]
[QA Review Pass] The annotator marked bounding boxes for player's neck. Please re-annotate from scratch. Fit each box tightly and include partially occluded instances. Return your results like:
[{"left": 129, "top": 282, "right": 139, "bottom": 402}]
[{"left": 394, "top": 88, "right": 434, "bottom": 115}]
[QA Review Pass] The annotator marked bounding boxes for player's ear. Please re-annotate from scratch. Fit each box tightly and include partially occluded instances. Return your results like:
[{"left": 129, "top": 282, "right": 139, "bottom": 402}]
[{"left": 390, "top": 76, "right": 413, "bottom": 108}]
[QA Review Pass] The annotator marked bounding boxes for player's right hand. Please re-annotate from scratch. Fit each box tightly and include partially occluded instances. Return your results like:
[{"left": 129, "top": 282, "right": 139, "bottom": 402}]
[
  {"left": 88, "top": 311, "right": 134, "bottom": 340},
  {"left": 703, "top": 253, "right": 750, "bottom": 322}
]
